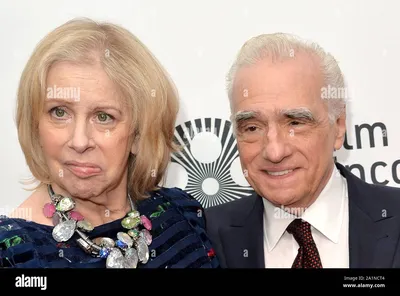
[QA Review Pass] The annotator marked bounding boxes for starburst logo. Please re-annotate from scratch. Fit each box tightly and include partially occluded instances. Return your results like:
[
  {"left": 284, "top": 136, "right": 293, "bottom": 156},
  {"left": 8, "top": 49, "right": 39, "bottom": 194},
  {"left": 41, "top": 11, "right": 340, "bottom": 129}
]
[{"left": 165, "top": 117, "right": 254, "bottom": 208}]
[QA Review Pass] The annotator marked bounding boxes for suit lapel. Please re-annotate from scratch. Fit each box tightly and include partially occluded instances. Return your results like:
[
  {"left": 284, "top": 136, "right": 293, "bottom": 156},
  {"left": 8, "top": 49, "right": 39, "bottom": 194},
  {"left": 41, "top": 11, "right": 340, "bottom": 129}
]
[
  {"left": 337, "top": 163, "right": 400, "bottom": 268},
  {"left": 218, "top": 194, "right": 264, "bottom": 268}
]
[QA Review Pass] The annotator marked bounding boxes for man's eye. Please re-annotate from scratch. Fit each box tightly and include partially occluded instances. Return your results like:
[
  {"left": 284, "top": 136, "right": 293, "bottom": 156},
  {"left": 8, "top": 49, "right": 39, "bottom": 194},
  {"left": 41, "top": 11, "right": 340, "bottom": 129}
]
[
  {"left": 290, "top": 121, "right": 301, "bottom": 126},
  {"left": 245, "top": 126, "right": 258, "bottom": 132}
]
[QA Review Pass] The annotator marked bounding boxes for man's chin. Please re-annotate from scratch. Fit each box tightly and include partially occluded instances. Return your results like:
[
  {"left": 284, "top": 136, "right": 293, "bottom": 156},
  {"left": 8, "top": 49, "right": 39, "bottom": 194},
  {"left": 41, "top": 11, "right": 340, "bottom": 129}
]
[{"left": 256, "top": 188, "right": 301, "bottom": 206}]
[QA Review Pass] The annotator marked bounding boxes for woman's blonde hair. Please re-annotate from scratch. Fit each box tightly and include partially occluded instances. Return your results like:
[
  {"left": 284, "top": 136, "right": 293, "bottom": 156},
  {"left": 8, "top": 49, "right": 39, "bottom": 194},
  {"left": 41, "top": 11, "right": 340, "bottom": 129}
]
[{"left": 16, "top": 18, "right": 180, "bottom": 201}]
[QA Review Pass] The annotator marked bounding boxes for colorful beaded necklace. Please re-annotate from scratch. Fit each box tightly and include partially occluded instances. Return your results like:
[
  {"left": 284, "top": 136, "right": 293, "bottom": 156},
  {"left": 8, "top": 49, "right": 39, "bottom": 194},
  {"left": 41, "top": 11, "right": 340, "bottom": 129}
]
[{"left": 43, "top": 184, "right": 152, "bottom": 268}]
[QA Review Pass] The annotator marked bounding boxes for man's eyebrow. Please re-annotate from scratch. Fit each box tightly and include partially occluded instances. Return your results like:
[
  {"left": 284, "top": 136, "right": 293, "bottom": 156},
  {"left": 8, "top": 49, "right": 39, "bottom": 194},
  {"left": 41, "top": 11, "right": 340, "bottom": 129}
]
[
  {"left": 280, "top": 107, "right": 315, "bottom": 121},
  {"left": 233, "top": 110, "right": 261, "bottom": 123}
]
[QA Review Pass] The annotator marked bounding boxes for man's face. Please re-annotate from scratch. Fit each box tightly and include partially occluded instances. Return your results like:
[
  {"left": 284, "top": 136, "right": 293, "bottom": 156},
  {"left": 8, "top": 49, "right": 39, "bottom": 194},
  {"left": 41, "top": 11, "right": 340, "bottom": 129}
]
[{"left": 231, "top": 52, "right": 346, "bottom": 209}]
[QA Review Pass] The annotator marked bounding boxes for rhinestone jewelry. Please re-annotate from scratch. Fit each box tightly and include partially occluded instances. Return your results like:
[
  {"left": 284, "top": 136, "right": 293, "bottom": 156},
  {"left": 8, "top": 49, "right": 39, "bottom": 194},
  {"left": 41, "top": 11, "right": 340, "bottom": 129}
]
[{"left": 44, "top": 184, "right": 152, "bottom": 268}]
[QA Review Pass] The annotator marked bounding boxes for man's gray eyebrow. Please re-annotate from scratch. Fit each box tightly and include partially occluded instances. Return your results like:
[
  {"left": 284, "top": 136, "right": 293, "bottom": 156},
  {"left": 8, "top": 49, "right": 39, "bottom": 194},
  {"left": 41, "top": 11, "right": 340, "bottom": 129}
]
[
  {"left": 233, "top": 111, "right": 259, "bottom": 122},
  {"left": 280, "top": 108, "right": 315, "bottom": 120}
]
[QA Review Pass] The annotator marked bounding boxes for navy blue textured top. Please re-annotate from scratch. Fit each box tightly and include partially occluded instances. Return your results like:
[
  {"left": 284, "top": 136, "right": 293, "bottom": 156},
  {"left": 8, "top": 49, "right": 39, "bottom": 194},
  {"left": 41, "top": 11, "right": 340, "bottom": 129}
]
[{"left": 0, "top": 187, "right": 219, "bottom": 268}]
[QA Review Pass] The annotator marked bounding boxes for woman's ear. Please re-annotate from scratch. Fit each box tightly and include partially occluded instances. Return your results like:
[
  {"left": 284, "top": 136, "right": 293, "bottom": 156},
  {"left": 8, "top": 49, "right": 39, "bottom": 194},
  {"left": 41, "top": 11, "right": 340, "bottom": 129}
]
[
  {"left": 130, "top": 132, "right": 139, "bottom": 155},
  {"left": 131, "top": 143, "right": 137, "bottom": 154}
]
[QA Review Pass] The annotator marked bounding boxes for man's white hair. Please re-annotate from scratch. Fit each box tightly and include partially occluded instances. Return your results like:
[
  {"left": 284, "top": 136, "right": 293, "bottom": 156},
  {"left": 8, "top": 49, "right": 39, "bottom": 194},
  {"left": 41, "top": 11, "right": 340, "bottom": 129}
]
[{"left": 226, "top": 33, "right": 347, "bottom": 123}]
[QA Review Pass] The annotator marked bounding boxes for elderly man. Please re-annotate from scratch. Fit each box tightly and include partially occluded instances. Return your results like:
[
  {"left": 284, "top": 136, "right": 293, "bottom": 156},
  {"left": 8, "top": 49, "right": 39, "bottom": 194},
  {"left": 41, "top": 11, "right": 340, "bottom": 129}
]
[{"left": 205, "top": 33, "right": 400, "bottom": 268}]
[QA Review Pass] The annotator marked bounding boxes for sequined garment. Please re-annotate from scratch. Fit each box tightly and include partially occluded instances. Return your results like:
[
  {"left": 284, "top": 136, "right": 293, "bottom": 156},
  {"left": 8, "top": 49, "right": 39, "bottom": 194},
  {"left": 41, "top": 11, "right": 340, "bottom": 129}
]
[{"left": 0, "top": 187, "right": 219, "bottom": 268}]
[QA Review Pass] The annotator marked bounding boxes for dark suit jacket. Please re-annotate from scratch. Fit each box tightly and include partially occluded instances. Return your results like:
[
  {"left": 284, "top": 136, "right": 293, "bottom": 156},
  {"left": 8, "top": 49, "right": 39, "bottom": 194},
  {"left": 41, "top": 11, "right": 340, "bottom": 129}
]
[{"left": 204, "top": 162, "right": 400, "bottom": 268}]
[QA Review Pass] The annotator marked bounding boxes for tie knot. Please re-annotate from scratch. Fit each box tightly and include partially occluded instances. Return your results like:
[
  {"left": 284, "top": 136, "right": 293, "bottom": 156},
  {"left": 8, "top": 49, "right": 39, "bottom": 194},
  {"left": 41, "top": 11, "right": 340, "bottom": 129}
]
[{"left": 286, "top": 219, "right": 313, "bottom": 246}]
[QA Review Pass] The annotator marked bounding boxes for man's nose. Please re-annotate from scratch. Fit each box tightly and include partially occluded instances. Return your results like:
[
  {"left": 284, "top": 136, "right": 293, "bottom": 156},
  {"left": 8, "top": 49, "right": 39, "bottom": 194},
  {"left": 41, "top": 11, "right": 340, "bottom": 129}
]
[{"left": 261, "top": 125, "right": 290, "bottom": 163}]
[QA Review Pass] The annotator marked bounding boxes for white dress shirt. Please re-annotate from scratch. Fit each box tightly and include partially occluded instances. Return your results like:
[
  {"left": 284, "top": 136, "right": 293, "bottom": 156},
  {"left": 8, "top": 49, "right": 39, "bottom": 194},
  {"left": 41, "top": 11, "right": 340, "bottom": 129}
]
[{"left": 263, "top": 165, "right": 349, "bottom": 268}]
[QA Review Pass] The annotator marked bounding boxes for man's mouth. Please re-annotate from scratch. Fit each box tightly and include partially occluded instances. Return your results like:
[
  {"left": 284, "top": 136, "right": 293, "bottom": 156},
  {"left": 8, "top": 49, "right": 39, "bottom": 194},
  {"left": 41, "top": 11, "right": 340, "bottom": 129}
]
[{"left": 265, "top": 169, "right": 294, "bottom": 176}]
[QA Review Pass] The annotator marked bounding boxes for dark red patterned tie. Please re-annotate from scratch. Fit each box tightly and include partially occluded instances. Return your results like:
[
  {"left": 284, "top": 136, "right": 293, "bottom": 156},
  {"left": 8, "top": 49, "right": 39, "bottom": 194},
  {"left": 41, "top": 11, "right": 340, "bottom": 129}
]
[{"left": 286, "top": 219, "right": 323, "bottom": 268}]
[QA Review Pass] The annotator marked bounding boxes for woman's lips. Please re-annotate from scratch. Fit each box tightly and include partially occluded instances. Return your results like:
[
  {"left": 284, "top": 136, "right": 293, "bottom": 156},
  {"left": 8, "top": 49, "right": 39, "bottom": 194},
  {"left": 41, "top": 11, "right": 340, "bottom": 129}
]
[{"left": 65, "top": 161, "right": 101, "bottom": 178}]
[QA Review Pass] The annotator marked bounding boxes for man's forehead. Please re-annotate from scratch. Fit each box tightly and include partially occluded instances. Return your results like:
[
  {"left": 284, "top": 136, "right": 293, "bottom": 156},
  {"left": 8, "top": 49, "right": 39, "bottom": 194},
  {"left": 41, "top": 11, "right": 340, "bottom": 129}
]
[
  {"left": 232, "top": 67, "right": 278, "bottom": 97},
  {"left": 231, "top": 55, "right": 324, "bottom": 99},
  {"left": 233, "top": 75, "right": 320, "bottom": 99},
  {"left": 231, "top": 79, "right": 324, "bottom": 116},
  {"left": 231, "top": 89, "right": 323, "bottom": 115}
]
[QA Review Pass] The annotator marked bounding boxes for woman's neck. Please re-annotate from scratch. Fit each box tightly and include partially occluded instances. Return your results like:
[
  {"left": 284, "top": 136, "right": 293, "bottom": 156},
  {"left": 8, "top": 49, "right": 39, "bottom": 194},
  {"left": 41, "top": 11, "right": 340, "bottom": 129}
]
[{"left": 46, "top": 182, "right": 132, "bottom": 227}]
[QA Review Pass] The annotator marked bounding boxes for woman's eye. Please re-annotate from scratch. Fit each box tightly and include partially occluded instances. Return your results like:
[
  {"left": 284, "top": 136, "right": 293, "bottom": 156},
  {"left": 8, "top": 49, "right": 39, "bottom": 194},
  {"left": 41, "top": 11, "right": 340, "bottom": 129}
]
[
  {"left": 50, "top": 107, "right": 67, "bottom": 118},
  {"left": 56, "top": 109, "right": 65, "bottom": 117},
  {"left": 97, "top": 112, "right": 114, "bottom": 123}
]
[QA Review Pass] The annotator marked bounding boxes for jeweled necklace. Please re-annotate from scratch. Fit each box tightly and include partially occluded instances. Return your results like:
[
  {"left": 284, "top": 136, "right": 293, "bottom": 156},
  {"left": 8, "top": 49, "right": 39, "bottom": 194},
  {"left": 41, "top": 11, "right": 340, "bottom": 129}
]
[{"left": 43, "top": 184, "right": 152, "bottom": 268}]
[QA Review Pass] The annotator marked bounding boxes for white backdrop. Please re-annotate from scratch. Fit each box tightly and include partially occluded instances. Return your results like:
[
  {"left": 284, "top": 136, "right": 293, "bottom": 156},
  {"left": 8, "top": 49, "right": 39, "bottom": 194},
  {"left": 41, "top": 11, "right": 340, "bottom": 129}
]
[{"left": 1, "top": 0, "right": 399, "bottom": 213}]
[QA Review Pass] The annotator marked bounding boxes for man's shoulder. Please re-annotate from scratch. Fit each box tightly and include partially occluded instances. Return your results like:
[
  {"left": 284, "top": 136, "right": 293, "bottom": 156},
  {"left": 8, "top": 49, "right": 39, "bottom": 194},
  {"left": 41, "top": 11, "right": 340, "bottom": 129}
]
[
  {"left": 206, "top": 193, "right": 257, "bottom": 212},
  {"left": 340, "top": 162, "right": 400, "bottom": 214},
  {"left": 357, "top": 180, "right": 400, "bottom": 208},
  {"left": 204, "top": 193, "right": 258, "bottom": 226},
  {"left": 365, "top": 181, "right": 400, "bottom": 195}
]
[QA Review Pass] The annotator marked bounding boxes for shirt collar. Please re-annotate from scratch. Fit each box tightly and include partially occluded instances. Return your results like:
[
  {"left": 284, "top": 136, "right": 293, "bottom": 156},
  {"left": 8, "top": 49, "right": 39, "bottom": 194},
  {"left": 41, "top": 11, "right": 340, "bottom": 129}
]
[{"left": 263, "top": 165, "right": 347, "bottom": 252}]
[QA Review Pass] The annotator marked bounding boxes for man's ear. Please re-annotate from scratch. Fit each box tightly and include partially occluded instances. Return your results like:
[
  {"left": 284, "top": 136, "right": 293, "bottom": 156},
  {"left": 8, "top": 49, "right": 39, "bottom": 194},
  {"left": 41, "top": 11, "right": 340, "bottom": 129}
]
[{"left": 334, "top": 107, "right": 346, "bottom": 151}]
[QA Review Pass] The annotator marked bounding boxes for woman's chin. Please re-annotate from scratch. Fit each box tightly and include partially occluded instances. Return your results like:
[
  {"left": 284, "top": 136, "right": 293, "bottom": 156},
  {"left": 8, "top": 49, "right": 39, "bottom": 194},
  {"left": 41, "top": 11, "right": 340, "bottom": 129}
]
[{"left": 56, "top": 181, "right": 103, "bottom": 198}]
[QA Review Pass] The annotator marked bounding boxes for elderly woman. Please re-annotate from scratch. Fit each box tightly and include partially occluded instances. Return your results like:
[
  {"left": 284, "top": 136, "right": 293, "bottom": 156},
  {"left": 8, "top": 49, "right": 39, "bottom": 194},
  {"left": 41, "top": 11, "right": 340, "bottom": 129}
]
[{"left": 0, "top": 18, "right": 218, "bottom": 268}]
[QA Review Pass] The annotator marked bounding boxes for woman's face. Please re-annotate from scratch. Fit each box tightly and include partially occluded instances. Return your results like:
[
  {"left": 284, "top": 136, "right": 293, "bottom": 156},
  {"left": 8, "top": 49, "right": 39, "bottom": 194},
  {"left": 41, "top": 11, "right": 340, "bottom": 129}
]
[{"left": 39, "top": 61, "right": 135, "bottom": 199}]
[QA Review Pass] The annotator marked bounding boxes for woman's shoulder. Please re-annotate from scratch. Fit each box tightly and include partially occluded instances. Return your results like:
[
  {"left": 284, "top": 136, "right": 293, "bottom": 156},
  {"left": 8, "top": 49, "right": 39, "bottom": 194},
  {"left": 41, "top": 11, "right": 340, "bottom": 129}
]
[
  {"left": 150, "top": 186, "right": 203, "bottom": 211},
  {"left": 0, "top": 216, "right": 51, "bottom": 267},
  {"left": 0, "top": 216, "right": 43, "bottom": 239},
  {"left": 137, "top": 187, "right": 220, "bottom": 268},
  {"left": 143, "top": 187, "right": 206, "bottom": 230},
  {"left": 149, "top": 186, "right": 201, "bottom": 203},
  {"left": 138, "top": 187, "right": 201, "bottom": 229}
]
